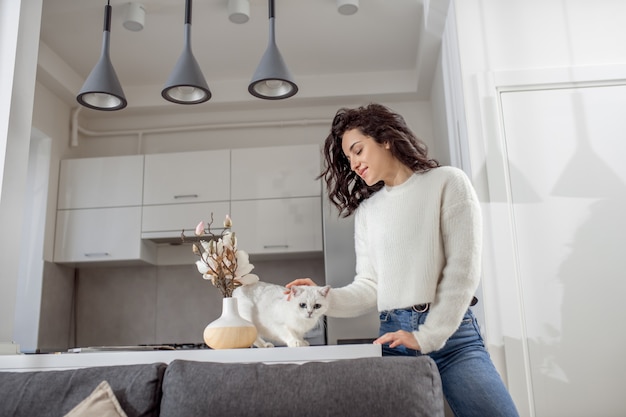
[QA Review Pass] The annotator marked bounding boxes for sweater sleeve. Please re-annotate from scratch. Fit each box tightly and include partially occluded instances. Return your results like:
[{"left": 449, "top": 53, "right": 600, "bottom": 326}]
[
  {"left": 413, "top": 170, "right": 482, "bottom": 353},
  {"left": 326, "top": 207, "right": 378, "bottom": 318}
]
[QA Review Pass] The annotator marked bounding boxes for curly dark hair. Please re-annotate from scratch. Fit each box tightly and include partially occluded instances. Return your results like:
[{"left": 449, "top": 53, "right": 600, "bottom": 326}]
[{"left": 320, "top": 103, "right": 439, "bottom": 217}]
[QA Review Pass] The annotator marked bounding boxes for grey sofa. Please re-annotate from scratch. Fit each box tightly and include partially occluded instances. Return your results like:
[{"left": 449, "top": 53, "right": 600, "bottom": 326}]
[{"left": 0, "top": 356, "right": 444, "bottom": 417}]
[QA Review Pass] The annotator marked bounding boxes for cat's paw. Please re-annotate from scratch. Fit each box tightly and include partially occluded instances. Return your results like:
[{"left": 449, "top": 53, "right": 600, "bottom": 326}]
[
  {"left": 254, "top": 338, "right": 275, "bottom": 348},
  {"left": 287, "top": 339, "right": 310, "bottom": 348}
]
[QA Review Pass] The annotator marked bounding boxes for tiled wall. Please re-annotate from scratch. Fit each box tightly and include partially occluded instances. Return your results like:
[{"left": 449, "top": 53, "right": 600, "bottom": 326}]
[
  {"left": 48, "top": 256, "right": 326, "bottom": 349},
  {"left": 38, "top": 262, "right": 75, "bottom": 353}
]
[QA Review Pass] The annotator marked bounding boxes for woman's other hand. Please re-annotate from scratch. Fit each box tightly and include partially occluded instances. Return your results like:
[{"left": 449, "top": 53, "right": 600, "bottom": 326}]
[{"left": 374, "top": 330, "right": 421, "bottom": 351}]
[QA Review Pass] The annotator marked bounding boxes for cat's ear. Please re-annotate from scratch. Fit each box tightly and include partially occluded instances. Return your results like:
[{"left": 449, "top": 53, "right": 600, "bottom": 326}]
[
  {"left": 318, "top": 285, "right": 331, "bottom": 297},
  {"left": 290, "top": 286, "right": 302, "bottom": 297}
]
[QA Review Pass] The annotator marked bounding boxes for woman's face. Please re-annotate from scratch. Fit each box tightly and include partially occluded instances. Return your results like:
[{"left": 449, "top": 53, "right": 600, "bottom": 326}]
[{"left": 341, "top": 128, "right": 396, "bottom": 186}]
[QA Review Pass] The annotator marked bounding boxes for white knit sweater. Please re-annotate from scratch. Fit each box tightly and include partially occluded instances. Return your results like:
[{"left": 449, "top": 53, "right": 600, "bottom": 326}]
[{"left": 327, "top": 166, "right": 482, "bottom": 353}]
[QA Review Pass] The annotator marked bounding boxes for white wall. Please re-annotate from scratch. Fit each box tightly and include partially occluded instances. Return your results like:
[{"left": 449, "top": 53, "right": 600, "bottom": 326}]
[
  {"left": 0, "top": 0, "right": 42, "bottom": 348},
  {"left": 453, "top": 1, "right": 626, "bottom": 415},
  {"left": 32, "top": 82, "right": 72, "bottom": 262},
  {"left": 14, "top": 129, "right": 51, "bottom": 353},
  {"left": 69, "top": 100, "right": 434, "bottom": 156}
]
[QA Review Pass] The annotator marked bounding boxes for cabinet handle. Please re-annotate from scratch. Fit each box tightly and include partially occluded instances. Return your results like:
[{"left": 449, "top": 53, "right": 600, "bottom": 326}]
[
  {"left": 263, "top": 244, "right": 289, "bottom": 249},
  {"left": 174, "top": 194, "right": 199, "bottom": 199},
  {"left": 84, "top": 252, "right": 111, "bottom": 257}
]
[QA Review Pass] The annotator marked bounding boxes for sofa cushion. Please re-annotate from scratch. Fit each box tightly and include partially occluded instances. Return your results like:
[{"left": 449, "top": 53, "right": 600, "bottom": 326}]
[
  {"left": 160, "top": 356, "right": 444, "bottom": 417},
  {"left": 0, "top": 362, "right": 166, "bottom": 417}
]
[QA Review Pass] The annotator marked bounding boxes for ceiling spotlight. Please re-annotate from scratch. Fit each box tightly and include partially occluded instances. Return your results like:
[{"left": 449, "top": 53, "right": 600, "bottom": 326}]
[
  {"left": 76, "top": 0, "right": 127, "bottom": 111},
  {"left": 337, "top": 0, "right": 359, "bottom": 15},
  {"left": 248, "top": 0, "right": 297, "bottom": 100},
  {"left": 123, "top": 2, "right": 145, "bottom": 31},
  {"left": 228, "top": 0, "right": 250, "bottom": 24}
]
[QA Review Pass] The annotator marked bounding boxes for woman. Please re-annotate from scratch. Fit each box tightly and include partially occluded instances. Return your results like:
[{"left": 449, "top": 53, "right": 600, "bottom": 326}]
[{"left": 287, "top": 104, "right": 519, "bottom": 417}]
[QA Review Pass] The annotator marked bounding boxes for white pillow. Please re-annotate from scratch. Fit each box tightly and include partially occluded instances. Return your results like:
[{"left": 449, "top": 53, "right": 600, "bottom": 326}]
[{"left": 63, "top": 380, "right": 128, "bottom": 417}]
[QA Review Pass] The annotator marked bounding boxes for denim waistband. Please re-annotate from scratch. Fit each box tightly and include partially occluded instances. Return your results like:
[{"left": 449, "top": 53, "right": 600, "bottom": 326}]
[{"left": 391, "top": 296, "right": 478, "bottom": 314}]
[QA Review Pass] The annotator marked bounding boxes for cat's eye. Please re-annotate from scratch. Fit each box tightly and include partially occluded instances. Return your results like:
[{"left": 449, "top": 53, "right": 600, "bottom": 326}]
[
  {"left": 314, "top": 304, "right": 322, "bottom": 309},
  {"left": 299, "top": 303, "right": 306, "bottom": 309}
]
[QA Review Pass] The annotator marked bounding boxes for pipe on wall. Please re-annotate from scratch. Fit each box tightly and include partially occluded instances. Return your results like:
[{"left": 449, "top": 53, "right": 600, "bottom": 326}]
[{"left": 69, "top": 106, "right": 329, "bottom": 148}]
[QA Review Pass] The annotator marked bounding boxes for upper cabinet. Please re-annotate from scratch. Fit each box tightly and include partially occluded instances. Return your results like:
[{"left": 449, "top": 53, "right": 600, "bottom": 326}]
[
  {"left": 54, "top": 145, "right": 324, "bottom": 264},
  {"left": 57, "top": 155, "right": 144, "bottom": 209},
  {"left": 141, "top": 150, "right": 231, "bottom": 240},
  {"left": 231, "top": 144, "right": 321, "bottom": 200},
  {"left": 54, "top": 155, "right": 156, "bottom": 265},
  {"left": 141, "top": 201, "right": 230, "bottom": 241},
  {"left": 230, "top": 144, "right": 323, "bottom": 255},
  {"left": 231, "top": 197, "right": 323, "bottom": 255},
  {"left": 143, "top": 150, "right": 230, "bottom": 205},
  {"left": 54, "top": 207, "right": 156, "bottom": 265}
]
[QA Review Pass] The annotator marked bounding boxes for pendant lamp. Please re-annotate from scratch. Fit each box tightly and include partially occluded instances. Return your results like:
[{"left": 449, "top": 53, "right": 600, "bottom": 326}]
[
  {"left": 161, "top": 0, "right": 211, "bottom": 104},
  {"left": 76, "top": 1, "right": 127, "bottom": 111},
  {"left": 248, "top": 0, "right": 298, "bottom": 100}
]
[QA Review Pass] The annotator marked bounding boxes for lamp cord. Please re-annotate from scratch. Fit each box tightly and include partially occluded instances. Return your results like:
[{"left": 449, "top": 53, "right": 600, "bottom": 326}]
[
  {"left": 185, "top": 0, "right": 192, "bottom": 25},
  {"left": 104, "top": 2, "right": 112, "bottom": 32}
]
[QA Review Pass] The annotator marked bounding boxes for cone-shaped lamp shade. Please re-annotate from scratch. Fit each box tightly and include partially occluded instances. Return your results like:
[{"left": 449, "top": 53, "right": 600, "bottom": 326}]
[
  {"left": 162, "top": 0, "right": 211, "bottom": 104},
  {"left": 77, "top": 3, "right": 127, "bottom": 111},
  {"left": 248, "top": 0, "right": 297, "bottom": 100}
]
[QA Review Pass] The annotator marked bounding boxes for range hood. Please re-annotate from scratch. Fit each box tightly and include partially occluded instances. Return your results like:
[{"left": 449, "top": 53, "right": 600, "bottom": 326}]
[{"left": 141, "top": 229, "right": 224, "bottom": 245}]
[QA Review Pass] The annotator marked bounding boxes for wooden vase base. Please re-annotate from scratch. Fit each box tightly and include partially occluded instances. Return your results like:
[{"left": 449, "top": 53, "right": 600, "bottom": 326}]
[{"left": 203, "top": 325, "right": 257, "bottom": 349}]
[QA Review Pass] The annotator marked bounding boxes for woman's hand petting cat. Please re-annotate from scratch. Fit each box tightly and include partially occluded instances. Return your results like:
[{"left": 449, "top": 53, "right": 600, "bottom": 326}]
[
  {"left": 285, "top": 278, "right": 318, "bottom": 289},
  {"left": 374, "top": 330, "right": 421, "bottom": 351}
]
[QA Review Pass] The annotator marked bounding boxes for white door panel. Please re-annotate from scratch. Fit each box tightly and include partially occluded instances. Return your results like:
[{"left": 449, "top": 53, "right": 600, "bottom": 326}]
[{"left": 498, "top": 84, "right": 626, "bottom": 416}]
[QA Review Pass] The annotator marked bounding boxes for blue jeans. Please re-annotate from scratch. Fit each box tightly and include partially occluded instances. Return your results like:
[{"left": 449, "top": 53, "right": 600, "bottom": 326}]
[{"left": 379, "top": 308, "right": 519, "bottom": 417}]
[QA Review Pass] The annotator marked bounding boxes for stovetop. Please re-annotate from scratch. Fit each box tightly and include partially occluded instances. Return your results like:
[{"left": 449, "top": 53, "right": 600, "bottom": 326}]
[
  {"left": 67, "top": 343, "right": 210, "bottom": 353},
  {"left": 147, "top": 343, "right": 210, "bottom": 350}
]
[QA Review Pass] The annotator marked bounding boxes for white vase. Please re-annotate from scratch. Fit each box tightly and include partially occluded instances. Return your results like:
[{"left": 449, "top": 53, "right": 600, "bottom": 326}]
[{"left": 203, "top": 297, "right": 257, "bottom": 349}]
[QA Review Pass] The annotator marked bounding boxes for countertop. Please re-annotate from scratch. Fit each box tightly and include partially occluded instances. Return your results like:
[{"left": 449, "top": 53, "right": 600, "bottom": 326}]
[{"left": 0, "top": 343, "right": 382, "bottom": 372}]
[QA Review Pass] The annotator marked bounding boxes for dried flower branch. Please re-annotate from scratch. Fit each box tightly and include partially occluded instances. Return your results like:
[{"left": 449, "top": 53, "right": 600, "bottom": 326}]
[{"left": 182, "top": 214, "right": 259, "bottom": 298}]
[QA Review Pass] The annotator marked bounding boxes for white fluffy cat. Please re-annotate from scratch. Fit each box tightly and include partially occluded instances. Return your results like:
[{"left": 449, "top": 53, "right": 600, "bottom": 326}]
[{"left": 233, "top": 281, "right": 331, "bottom": 348}]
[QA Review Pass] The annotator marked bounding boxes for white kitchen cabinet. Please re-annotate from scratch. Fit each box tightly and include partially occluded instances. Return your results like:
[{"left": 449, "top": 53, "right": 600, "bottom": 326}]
[
  {"left": 231, "top": 145, "right": 321, "bottom": 200},
  {"left": 57, "top": 155, "right": 144, "bottom": 209},
  {"left": 141, "top": 201, "right": 230, "bottom": 241},
  {"left": 230, "top": 197, "right": 322, "bottom": 255},
  {"left": 143, "top": 150, "right": 230, "bottom": 205},
  {"left": 54, "top": 207, "right": 156, "bottom": 264}
]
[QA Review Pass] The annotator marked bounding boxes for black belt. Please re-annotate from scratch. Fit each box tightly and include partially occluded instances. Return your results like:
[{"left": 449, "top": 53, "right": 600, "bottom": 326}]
[{"left": 402, "top": 296, "right": 478, "bottom": 313}]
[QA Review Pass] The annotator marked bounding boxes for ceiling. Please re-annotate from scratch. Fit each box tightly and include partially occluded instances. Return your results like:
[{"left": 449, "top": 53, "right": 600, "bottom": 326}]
[{"left": 37, "top": 0, "right": 449, "bottom": 118}]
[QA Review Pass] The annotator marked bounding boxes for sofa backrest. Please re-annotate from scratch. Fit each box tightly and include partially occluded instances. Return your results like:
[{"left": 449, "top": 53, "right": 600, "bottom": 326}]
[
  {"left": 0, "top": 362, "right": 166, "bottom": 417},
  {"left": 0, "top": 355, "right": 444, "bottom": 417},
  {"left": 159, "top": 356, "right": 444, "bottom": 417}
]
